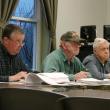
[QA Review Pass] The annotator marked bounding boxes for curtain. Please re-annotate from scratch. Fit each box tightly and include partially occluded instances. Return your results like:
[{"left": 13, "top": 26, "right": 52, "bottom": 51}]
[
  {"left": 37, "top": 0, "right": 58, "bottom": 71},
  {"left": 41, "top": 0, "right": 58, "bottom": 51},
  {"left": 0, "top": 0, "right": 19, "bottom": 37}
]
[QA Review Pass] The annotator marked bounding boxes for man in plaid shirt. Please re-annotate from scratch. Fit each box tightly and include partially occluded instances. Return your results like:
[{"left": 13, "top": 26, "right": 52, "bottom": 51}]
[{"left": 0, "top": 24, "right": 28, "bottom": 82}]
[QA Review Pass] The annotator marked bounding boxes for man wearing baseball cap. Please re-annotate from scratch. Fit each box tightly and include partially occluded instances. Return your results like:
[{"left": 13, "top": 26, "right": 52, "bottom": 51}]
[{"left": 43, "top": 31, "right": 91, "bottom": 81}]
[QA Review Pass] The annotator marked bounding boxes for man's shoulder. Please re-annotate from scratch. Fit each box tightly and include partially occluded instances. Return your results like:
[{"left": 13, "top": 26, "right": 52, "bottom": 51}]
[
  {"left": 83, "top": 54, "right": 96, "bottom": 64},
  {"left": 84, "top": 54, "right": 95, "bottom": 60}
]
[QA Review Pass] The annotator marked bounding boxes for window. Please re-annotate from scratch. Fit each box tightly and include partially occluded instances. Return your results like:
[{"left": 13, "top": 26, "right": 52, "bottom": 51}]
[{"left": 10, "top": 0, "right": 37, "bottom": 70}]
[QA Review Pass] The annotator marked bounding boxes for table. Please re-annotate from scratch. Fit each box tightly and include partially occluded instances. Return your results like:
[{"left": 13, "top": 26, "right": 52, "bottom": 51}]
[{"left": 1, "top": 82, "right": 110, "bottom": 98}]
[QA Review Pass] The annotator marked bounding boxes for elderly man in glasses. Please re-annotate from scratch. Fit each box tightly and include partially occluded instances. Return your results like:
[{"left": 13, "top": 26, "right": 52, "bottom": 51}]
[
  {"left": 43, "top": 31, "right": 91, "bottom": 81},
  {"left": 0, "top": 24, "right": 28, "bottom": 82}
]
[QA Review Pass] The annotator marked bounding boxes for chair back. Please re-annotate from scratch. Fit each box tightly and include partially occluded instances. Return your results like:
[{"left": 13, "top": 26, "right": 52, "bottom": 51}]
[
  {"left": 59, "top": 97, "right": 110, "bottom": 110},
  {"left": 0, "top": 88, "right": 66, "bottom": 110}
]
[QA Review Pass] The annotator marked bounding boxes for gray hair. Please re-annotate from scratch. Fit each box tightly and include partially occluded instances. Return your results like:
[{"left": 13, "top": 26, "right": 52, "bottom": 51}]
[{"left": 93, "top": 38, "right": 109, "bottom": 49}]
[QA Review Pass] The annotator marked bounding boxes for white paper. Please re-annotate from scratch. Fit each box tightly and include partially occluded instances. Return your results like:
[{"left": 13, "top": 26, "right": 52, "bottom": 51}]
[
  {"left": 25, "top": 72, "right": 70, "bottom": 85},
  {"left": 38, "top": 72, "right": 70, "bottom": 84},
  {"left": 77, "top": 78, "right": 110, "bottom": 85}
]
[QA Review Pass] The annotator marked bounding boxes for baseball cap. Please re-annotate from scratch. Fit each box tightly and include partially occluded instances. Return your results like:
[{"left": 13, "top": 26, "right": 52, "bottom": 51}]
[{"left": 60, "top": 31, "right": 84, "bottom": 44}]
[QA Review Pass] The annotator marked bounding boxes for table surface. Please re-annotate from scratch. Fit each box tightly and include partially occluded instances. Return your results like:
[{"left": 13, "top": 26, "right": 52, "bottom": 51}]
[{"left": 1, "top": 82, "right": 110, "bottom": 98}]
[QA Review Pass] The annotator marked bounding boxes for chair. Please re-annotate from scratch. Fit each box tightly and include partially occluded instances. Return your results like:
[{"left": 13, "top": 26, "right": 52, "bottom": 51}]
[
  {"left": 59, "top": 97, "right": 110, "bottom": 110},
  {"left": 0, "top": 88, "right": 66, "bottom": 110}
]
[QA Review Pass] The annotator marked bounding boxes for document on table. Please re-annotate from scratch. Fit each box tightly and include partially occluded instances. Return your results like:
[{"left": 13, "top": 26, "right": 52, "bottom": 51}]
[
  {"left": 25, "top": 72, "right": 70, "bottom": 86},
  {"left": 24, "top": 72, "right": 91, "bottom": 86},
  {"left": 77, "top": 78, "right": 110, "bottom": 85},
  {"left": 24, "top": 73, "right": 110, "bottom": 86}
]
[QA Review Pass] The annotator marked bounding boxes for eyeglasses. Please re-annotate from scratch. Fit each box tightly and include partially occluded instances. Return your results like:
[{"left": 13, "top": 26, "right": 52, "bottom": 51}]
[
  {"left": 16, "top": 41, "right": 25, "bottom": 46},
  {"left": 8, "top": 38, "right": 25, "bottom": 46}
]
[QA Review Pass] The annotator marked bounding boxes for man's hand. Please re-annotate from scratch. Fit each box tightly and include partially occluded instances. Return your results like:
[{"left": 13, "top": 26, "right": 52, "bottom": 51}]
[
  {"left": 74, "top": 71, "right": 89, "bottom": 81},
  {"left": 9, "top": 71, "right": 28, "bottom": 82}
]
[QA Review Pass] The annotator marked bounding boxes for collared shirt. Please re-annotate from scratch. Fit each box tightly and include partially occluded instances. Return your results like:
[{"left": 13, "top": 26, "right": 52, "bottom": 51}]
[
  {"left": 0, "top": 42, "right": 28, "bottom": 82},
  {"left": 83, "top": 54, "right": 110, "bottom": 80},
  {"left": 43, "top": 48, "right": 86, "bottom": 81}
]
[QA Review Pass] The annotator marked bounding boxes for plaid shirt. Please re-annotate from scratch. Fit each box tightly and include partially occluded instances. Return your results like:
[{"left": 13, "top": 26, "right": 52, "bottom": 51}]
[{"left": 0, "top": 42, "right": 28, "bottom": 82}]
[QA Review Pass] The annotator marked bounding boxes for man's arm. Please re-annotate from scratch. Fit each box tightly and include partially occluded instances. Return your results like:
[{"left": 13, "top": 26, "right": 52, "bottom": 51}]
[
  {"left": 0, "top": 56, "right": 28, "bottom": 82},
  {"left": 9, "top": 71, "right": 28, "bottom": 82},
  {"left": 83, "top": 58, "right": 104, "bottom": 80}
]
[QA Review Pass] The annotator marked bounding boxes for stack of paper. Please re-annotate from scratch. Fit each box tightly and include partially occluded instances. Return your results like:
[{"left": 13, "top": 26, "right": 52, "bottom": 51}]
[
  {"left": 77, "top": 78, "right": 110, "bottom": 85},
  {"left": 25, "top": 72, "right": 70, "bottom": 85}
]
